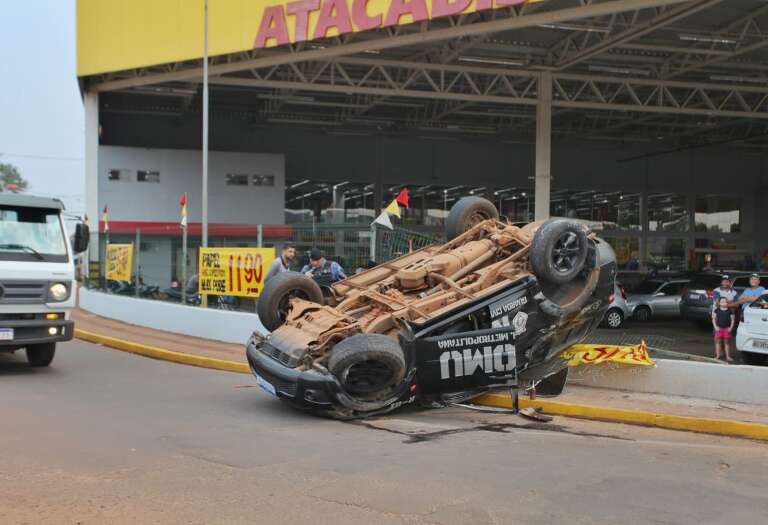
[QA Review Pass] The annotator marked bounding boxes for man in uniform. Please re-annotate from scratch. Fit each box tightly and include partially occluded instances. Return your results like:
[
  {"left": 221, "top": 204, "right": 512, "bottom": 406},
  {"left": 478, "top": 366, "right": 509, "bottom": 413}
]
[{"left": 301, "top": 248, "right": 346, "bottom": 286}]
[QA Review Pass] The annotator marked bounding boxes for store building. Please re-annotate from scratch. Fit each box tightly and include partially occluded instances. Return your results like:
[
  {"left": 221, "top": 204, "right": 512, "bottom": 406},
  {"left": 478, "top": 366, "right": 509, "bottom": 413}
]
[{"left": 78, "top": 0, "right": 768, "bottom": 285}]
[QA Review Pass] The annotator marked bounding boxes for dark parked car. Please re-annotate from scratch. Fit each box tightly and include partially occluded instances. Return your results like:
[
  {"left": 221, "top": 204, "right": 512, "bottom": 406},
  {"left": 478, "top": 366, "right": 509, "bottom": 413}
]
[{"left": 247, "top": 198, "right": 617, "bottom": 419}]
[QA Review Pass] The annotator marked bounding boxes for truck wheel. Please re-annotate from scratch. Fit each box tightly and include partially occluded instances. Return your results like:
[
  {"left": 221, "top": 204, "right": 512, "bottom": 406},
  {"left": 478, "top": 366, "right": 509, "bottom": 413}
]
[
  {"left": 26, "top": 343, "right": 56, "bottom": 367},
  {"left": 445, "top": 197, "right": 499, "bottom": 240},
  {"left": 257, "top": 272, "right": 324, "bottom": 331},
  {"left": 530, "top": 219, "right": 588, "bottom": 285},
  {"left": 328, "top": 334, "right": 406, "bottom": 404}
]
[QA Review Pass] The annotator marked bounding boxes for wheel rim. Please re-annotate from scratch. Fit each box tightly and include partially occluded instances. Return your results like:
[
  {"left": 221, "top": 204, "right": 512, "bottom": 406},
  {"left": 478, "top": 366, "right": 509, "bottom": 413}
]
[
  {"left": 552, "top": 231, "right": 582, "bottom": 274},
  {"left": 277, "top": 290, "right": 309, "bottom": 322},
  {"left": 465, "top": 211, "right": 491, "bottom": 231},
  {"left": 607, "top": 311, "right": 622, "bottom": 328},
  {"left": 343, "top": 360, "right": 396, "bottom": 395}
]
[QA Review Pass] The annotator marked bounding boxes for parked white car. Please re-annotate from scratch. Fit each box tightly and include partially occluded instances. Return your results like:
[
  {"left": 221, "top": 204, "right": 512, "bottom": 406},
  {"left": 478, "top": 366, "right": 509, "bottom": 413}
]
[
  {"left": 736, "top": 293, "right": 768, "bottom": 366},
  {"left": 626, "top": 279, "right": 689, "bottom": 322},
  {"left": 601, "top": 282, "right": 631, "bottom": 329}
]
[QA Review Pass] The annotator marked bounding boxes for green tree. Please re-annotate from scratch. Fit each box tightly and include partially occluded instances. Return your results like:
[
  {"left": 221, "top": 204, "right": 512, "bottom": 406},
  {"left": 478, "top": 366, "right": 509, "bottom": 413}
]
[{"left": 0, "top": 163, "right": 28, "bottom": 193}]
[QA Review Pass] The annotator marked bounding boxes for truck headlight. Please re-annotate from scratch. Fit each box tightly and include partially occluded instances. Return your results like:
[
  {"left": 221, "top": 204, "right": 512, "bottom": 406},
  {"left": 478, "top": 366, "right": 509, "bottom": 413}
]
[{"left": 49, "top": 283, "right": 69, "bottom": 302}]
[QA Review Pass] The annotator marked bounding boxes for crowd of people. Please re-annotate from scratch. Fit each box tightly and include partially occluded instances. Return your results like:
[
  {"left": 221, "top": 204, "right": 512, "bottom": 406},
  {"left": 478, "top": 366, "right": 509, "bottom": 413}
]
[{"left": 711, "top": 274, "right": 766, "bottom": 361}]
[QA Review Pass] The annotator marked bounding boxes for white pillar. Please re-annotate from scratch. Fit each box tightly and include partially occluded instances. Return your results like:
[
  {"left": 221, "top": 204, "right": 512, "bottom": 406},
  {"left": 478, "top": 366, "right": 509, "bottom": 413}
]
[
  {"left": 534, "top": 71, "right": 552, "bottom": 221},
  {"left": 84, "top": 91, "right": 100, "bottom": 267}
]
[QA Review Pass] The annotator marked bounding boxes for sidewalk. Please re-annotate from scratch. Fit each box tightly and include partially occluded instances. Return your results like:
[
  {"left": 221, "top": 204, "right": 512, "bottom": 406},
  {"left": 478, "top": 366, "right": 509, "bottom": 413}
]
[
  {"left": 73, "top": 308, "right": 246, "bottom": 364},
  {"left": 72, "top": 308, "right": 768, "bottom": 438}
]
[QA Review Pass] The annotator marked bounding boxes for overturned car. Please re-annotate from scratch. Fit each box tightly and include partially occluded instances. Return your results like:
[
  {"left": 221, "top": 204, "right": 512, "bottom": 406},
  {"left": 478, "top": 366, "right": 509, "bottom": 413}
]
[{"left": 248, "top": 197, "right": 616, "bottom": 418}]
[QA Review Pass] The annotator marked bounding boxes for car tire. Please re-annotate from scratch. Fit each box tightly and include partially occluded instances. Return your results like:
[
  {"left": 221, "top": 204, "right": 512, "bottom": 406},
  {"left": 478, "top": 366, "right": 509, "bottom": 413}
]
[
  {"left": 445, "top": 197, "right": 499, "bottom": 240},
  {"left": 328, "top": 334, "right": 406, "bottom": 403},
  {"left": 603, "top": 308, "right": 624, "bottom": 329},
  {"left": 26, "top": 343, "right": 56, "bottom": 367},
  {"left": 257, "top": 272, "right": 324, "bottom": 331},
  {"left": 633, "top": 306, "right": 651, "bottom": 322},
  {"left": 530, "top": 219, "right": 589, "bottom": 285},
  {"left": 741, "top": 351, "right": 768, "bottom": 366}
]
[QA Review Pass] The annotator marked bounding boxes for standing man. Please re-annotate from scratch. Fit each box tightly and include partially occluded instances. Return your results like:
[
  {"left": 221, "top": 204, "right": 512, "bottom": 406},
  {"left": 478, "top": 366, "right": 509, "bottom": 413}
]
[
  {"left": 301, "top": 249, "right": 346, "bottom": 286},
  {"left": 738, "top": 274, "right": 766, "bottom": 315},
  {"left": 265, "top": 243, "right": 296, "bottom": 282}
]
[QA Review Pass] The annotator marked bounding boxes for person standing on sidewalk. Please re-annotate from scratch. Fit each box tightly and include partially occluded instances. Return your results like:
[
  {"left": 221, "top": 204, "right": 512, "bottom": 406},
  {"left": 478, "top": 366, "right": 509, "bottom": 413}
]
[
  {"left": 712, "top": 275, "right": 740, "bottom": 334},
  {"left": 712, "top": 297, "right": 735, "bottom": 362},
  {"left": 264, "top": 243, "right": 296, "bottom": 282},
  {"left": 738, "top": 274, "right": 766, "bottom": 317}
]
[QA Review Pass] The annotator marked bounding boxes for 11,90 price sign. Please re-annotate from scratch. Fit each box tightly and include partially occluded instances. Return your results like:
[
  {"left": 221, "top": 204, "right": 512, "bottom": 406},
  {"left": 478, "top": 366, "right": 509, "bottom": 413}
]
[{"left": 198, "top": 247, "right": 275, "bottom": 298}]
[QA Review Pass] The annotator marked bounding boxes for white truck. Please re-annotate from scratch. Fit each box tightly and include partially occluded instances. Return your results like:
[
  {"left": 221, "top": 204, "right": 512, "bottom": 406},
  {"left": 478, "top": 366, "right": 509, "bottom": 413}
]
[{"left": 0, "top": 194, "right": 89, "bottom": 366}]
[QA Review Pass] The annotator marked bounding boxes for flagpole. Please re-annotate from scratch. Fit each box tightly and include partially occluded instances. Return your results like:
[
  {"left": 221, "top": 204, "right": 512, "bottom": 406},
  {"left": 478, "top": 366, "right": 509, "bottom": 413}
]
[
  {"left": 182, "top": 224, "right": 188, "bottom": 305},
  {"left": 201, "top": 0, "right": 209, "bottom": 308}
]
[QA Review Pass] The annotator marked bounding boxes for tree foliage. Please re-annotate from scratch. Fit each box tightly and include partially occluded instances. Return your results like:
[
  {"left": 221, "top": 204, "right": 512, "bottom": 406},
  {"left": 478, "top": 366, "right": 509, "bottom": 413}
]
[{"left": 0, "top": 163, "right": 29, "bottom": 193}]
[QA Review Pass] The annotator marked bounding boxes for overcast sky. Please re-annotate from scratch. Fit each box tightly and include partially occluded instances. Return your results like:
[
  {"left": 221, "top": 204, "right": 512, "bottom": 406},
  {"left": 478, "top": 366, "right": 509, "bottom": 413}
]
[{"left": 0, "top": 0, "right": 84, "bottom": 215}]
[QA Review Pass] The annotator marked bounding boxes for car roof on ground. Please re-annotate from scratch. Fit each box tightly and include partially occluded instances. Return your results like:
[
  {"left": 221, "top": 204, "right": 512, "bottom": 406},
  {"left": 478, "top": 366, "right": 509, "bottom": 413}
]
[{"left": 0, "top": 194, "right": 65, "bottom": 210}]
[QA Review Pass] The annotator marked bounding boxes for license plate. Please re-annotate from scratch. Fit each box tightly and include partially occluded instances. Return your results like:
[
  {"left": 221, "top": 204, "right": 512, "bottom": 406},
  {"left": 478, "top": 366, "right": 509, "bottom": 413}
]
[
  {"left": 754, "top": 339, "right": 768, "bottom": 350},
  {"left": 688, "top": 293, "right": 701, "bottom": 300},
  {"left": 255, "top": 374, "right": 277, "bottom": 397},
  {"left": 0, "top": 328, "right": 13, "bottom": 341}
]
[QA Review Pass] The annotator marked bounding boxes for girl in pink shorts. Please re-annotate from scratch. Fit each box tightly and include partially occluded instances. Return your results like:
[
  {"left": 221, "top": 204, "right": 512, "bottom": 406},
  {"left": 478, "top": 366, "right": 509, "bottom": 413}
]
[{"left": 712, "top": 297, "right": 735, "bottom": 362}]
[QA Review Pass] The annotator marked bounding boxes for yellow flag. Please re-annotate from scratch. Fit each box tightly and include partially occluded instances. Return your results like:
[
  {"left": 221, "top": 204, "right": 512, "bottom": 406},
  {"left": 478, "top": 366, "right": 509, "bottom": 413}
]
[{"left": 385, "top": 199, "right": 401, "bottom": 218}]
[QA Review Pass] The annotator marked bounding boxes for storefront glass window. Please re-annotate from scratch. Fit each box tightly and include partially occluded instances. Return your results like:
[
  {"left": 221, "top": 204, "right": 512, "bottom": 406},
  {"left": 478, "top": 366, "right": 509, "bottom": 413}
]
[
  {"left": 648, "top": 193, "right": 688, "bottom": 232},
  {"left": 603, "top": 238, "right": 641, "bottom": 270},
  {"left": 693, "top": 239, "right": 755, "bottom": 272},
  {"left": 648, "top": 238, "right": 687, "bottom": 271},
  {"left": 695, "top": 195, "right": 741, "bottom": 233},
  {"left": 551, "top": 192, "right": 639, "bottom": 231}
]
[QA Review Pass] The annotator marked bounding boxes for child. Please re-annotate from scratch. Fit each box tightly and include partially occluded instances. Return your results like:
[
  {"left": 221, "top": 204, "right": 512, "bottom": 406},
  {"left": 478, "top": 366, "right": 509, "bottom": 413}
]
[{"left": 712, "top": 297, "right": 735, "bottom": 362}]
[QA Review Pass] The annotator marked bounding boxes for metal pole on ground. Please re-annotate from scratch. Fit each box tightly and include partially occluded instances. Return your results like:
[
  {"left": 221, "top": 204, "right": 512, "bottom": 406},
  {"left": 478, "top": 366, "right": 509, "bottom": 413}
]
[
  {"left": 135, "top": 229, "right": 141, "bottom": 298},
  {"left": 182, "top": 225, "right": 188, "bottom": 305},
  {"left": 104, "top": 230, "right": 110, "bottom": 292},
  {"left": 534, "top": 71, "right": 552, "bottom": 221},
  {"left": 201, "top": 0, "right": 209, "bottom": 308}
]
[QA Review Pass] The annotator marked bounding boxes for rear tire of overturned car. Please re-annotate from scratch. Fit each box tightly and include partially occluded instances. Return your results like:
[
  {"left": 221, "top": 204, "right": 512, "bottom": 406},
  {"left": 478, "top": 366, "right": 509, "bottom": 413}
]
[
  {"left": 445, "top": 197, "right": 499, "bottom": 240},
  {"left": 328, "top": 334, "right": 406, "bottom": 404},
  {"left": 257, "top": 272, "right": 324, "bottom": 331},
  {"left": 530, "top": 219, "right": 589, "bottom": 285}
]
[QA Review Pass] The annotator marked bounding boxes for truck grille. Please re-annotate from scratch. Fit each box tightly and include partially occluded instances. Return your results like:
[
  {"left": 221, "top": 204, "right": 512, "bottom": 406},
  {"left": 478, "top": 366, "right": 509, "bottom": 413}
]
[{"left": 0, "top": 281, "right": 48, "bottom": 304}]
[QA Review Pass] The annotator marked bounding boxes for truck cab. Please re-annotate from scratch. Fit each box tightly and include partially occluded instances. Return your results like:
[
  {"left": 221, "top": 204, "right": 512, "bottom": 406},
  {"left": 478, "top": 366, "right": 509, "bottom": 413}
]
[{"left": 0, "top": 194, "right": 89, "bottom": 366}]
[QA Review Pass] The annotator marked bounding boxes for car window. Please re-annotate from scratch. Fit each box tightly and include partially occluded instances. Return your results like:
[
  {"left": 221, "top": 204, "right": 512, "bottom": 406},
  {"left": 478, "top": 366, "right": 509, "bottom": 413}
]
[
  {"left": 661, "top": 283, "right": 682, "bottom": 296},
  {"left": 688, "top": 274, "right": 722, "bottom": 290},
  {"left": 633, "top": 281, "right": 662, "bottom": 294},
  {"left": 749, "top": 294, "right": 768, "bottom": 309}
]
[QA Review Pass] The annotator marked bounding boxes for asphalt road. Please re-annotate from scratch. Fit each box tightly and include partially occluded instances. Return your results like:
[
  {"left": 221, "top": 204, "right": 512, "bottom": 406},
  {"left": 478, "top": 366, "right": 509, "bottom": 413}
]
[{"left": 1, "top": 341, "right": 767, "bottom": 525}]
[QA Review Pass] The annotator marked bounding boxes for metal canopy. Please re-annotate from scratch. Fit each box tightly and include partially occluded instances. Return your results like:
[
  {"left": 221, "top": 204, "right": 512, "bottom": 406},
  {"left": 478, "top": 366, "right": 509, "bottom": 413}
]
[{"left": 86, "top": 0, "right": 768, "bottom": 146}]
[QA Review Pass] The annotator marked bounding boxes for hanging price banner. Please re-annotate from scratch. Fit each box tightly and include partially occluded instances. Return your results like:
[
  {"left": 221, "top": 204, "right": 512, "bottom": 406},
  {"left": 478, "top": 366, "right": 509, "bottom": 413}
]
[
  {"left": 198, "top": 247, "right": 275, "bottom": 298},
  {"left": 105, "top": 243, "right": 133, "bottom": 282}
]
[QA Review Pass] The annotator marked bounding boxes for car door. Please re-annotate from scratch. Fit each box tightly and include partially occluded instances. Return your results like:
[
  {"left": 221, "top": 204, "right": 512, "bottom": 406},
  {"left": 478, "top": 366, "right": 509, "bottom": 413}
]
[
  {"left": 653, "top": 282, "right": 682, "bottom": 316},
  {"left": 743, "top": 295, "right": 768, "bottom": 338}
]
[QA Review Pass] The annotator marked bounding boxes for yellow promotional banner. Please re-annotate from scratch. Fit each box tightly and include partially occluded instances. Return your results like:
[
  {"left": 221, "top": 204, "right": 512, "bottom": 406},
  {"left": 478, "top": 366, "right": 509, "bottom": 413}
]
[
  {"left": 105, "top": 244, "right": 134, "bottom": 282},
  {"left": 77, "top": 0, "right": 543, "bottom": 76},
  {"left": 199, "top": 247, "right": 276, "bottom": 298},
  {"left": 561, "top": 341, "right": 654, "bottom": 367}
]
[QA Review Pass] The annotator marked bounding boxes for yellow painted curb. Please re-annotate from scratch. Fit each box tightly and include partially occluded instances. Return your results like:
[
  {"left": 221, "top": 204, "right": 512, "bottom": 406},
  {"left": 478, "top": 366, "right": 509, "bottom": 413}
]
[
  {"left": 475, "top": 392, "right": 768, "bottom": 442},
  {"left": 74, "top": 328, "right": 250, "bottom": 374}
]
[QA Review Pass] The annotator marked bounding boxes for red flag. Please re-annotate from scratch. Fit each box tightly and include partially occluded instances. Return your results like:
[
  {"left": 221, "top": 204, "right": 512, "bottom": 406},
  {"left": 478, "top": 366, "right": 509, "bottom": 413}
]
[
  {"left": 102, "top": 205, "right": 109, "bottom": 232},
  {"left": 395, "top": 188, "right": 409, "bottom": 208},
  {"left": 180, "top": 192, "right": 188, "bottom": 227}
]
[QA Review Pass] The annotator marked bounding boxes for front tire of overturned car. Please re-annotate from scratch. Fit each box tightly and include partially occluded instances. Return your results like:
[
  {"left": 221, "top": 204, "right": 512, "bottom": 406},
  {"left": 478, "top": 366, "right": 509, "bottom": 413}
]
[
  {"left": 603, "top": 308, "right": 624, "bottom": 329},
  {"left": 256, "top": 271, "right": 324, "bottom": 331},
  {"left": 26, "top": 343, "right": 56, "bottom": 367},
  {"left": 530, "top": 219, "right": 589, "bottom": 285},
  {"left": 328, "top": 334, "right": 407, "bottom": 410}
]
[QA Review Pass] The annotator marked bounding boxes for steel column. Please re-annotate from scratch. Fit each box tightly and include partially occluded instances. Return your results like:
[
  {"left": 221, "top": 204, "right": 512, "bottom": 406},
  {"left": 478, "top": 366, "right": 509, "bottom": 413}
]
[
  {"left": 535, "top": 71, "right": 552, "bottom": 221},
  {"left": 83, "top": 92, "right": 100, "bottom": 281}
]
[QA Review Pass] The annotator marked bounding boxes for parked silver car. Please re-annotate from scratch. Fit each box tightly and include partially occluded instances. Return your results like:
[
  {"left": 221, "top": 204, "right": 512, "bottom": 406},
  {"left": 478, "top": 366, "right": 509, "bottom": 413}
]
[
  {"left": 602, "top": 282, "right": 631, "bottom": 329},
  {"left": 627, "top": 279, "right": 689, "bottom": 321}
]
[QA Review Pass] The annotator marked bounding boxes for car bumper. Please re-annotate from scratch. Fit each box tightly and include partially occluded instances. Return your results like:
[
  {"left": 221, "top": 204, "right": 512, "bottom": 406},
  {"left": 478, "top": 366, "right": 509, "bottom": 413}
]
[
  {"left": 245, "top": 338, "right": 343, "bottom": 410},
  {"left": 0, "top": 319, "right": 74, "bottom": 348},
  {"left": 736, "top": 331, "right": 768, "bottom": 355},
  {"left": 681, "top": 303, "right": 711, "bottom": 321}
]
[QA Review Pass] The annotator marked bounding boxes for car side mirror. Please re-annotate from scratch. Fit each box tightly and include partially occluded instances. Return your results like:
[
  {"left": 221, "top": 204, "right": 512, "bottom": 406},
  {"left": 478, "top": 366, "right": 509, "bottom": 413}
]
[
  {"left": 74, "top": 223, "right": 90, "bottom": 253},
  {"left": 655, "top": 292, "right": 665, "bottom": 296}
]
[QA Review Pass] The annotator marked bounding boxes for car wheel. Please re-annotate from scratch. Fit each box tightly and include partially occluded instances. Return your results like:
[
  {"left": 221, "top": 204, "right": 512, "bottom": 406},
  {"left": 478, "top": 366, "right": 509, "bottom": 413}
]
[
  {"left": 604, "top": 308, "right": 624, "bottom": 329},
  {"left": 741, "top": 351, "right": 768, "bottom": 366},
  {"left": 530, "top": 219, "right": 589, "bottom": 285},
  {"left": 257, "top": 272, "right": 324, "bottom": 331},
  {"left": 328, "top": 334, "right": 406, "bottom": 409},
  {"left": 633, "top": 306, "right": 651, "bottom": 322},
  {"left": 26, "top": 343, "right": 56, "bottom": 367},
  {"left": 445, "top": 197, "right": 499, "bottom": 240}
]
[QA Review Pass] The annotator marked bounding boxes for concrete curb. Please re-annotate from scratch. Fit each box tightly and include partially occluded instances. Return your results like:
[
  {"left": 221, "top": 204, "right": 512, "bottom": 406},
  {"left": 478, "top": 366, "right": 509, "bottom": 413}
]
[
  {"left": 74, "top": 328, "right": 251, "bottom": 375},
  {"left": 73, "top": 329, "right": 768, "bottom": 441},
  {"left": 474, "top": 392, "right": 768, "bottom": 442}
]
